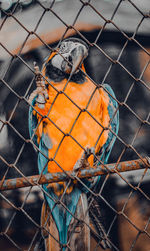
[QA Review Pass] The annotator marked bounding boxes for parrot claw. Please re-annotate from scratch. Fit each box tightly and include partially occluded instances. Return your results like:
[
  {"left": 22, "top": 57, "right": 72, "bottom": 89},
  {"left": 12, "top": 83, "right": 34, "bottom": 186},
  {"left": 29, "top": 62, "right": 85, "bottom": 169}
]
[
  {"left": 35, "top": 89, "right": 48, "bottom": 109},
  {"left": 28, "top": 87, "right": 48, "bottom": 108},
  {"left": 73, "top": 147, "right": 95, "bottom": 171},
  {"left": 28, "top": 63, "right": 48, "bottom": 108},
  {"left": 85, "top": 147, "right": 95, "bottom": 158}
]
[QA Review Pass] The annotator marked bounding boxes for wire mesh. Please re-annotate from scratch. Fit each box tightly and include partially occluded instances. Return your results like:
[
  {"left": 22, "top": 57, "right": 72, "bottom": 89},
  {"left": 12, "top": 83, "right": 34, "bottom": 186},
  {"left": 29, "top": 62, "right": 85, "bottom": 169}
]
[{"left": 0, "top": 0, "right": 150, "bottom": 250}]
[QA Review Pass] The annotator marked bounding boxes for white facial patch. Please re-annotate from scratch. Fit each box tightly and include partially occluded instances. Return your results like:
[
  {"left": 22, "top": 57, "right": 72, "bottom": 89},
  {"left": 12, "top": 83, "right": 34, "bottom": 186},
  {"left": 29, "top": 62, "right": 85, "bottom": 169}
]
[{"left": 51, "top": 54, "right": 64, "bottom": 70}]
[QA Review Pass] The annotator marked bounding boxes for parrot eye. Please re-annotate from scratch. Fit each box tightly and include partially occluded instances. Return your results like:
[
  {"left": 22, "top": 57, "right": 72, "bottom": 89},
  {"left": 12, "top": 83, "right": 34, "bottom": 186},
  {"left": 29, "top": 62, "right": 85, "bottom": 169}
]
[
  {"left": 60, "top": 44, "right": 65, "bottom": 50},
  {"left": 59, "top": 43, "right": 67, "bottom": 53}
]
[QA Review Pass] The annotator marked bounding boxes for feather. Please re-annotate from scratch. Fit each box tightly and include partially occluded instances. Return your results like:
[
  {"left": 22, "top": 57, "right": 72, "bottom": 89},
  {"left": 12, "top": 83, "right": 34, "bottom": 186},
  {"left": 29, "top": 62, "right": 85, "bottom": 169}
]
[{"left": 28, "top": 38, "right": 119, "bottom": 251}]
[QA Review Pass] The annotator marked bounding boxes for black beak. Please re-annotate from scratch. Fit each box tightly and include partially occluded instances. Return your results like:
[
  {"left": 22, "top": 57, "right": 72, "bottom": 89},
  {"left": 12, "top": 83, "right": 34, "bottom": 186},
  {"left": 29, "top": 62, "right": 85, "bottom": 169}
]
[{"left": 61, "top": 44, "right": 88, "bottom": 75}]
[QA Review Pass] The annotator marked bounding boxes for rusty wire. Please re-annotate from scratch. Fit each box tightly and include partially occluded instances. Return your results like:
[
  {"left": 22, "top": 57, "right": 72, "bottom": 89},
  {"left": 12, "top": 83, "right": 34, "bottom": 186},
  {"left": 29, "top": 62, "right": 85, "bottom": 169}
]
[{"left": 0, "top": 0, "right": 150, "bottom": 250}]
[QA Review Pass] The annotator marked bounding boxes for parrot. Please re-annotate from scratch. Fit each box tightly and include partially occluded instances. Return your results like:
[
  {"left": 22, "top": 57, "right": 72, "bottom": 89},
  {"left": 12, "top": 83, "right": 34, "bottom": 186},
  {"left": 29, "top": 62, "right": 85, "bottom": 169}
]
[{"left": 28, "top": 37, "right": 119, "bottom": 251}]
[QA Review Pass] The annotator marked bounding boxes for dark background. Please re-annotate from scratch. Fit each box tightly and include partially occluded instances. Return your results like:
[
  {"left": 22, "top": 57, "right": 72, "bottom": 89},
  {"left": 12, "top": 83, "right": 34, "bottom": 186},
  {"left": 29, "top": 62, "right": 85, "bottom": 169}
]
[{"left": 0, "top": 1, "right": 150, "bottom": 250}]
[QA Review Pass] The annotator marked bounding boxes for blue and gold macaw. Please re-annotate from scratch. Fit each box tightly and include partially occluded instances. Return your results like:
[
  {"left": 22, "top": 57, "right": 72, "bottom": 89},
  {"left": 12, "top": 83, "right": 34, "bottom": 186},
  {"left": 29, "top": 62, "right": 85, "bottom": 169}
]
[{"left": 28, "top": 38, "right": 119, "bottom": 250}]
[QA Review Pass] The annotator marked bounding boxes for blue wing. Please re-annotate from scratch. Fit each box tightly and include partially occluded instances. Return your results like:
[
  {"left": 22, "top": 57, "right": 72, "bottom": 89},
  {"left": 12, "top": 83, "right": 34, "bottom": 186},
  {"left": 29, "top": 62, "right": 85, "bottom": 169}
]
[
  {"left": 98, "top": 83, "right": 119, "bottom": 164},
  {"left": 28, "top": 98, "right": 82, "bottom": 249},
  {"left": 28, "top": 97, "right": 39, "bottom": 149}
]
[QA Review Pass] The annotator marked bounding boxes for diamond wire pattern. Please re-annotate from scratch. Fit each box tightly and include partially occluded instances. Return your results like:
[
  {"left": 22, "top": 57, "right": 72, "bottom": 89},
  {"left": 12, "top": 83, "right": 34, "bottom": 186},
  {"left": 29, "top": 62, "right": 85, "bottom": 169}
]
[{"left": 0, "top": 0, "right": 150, "bottom": 250}]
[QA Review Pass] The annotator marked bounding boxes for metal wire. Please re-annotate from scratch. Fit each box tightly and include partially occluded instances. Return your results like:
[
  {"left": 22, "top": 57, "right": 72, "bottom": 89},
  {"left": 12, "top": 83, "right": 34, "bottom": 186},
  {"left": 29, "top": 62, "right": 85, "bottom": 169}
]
[{"left": 0, "top": 0, "right": 150, "bottom": 250}]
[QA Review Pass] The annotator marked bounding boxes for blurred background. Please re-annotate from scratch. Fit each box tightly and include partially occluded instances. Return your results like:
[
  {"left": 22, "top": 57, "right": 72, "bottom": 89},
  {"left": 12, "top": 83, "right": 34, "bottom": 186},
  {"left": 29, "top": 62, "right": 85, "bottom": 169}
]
[{"left": 0, "top": 0, "right": 150, "bottom": 250}]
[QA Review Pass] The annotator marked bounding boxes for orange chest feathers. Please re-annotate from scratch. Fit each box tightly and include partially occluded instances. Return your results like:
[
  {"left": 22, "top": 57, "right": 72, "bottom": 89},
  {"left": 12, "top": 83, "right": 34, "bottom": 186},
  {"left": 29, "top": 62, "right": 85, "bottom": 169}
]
[{"left": 34, "top": 78, "right": 110, "bottom": 173}]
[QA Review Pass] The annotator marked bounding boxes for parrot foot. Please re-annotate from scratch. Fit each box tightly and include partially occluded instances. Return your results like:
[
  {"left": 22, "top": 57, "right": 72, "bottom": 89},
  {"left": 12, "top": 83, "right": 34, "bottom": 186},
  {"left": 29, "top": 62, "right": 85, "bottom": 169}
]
[
  {"left": 73, "top": 147, "right": 95, "bottom": 171},
  {"left": 85, "top": 147, "right": 95, "bottom": 158},
  {"left": 28, "top": 62, "right": 48, "bottom": 108}
]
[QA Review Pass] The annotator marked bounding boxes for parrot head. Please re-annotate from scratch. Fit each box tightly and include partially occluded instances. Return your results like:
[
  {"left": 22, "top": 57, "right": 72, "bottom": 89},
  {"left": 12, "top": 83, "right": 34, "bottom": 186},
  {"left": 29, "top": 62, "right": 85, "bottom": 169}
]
[{"left": 42, "top": 38, "right": 89, "bottom": 82}]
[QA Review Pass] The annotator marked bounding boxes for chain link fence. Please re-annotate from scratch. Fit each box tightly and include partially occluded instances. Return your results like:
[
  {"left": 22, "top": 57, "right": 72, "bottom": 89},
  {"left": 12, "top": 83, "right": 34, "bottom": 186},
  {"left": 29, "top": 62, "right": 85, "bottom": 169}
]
[{"left": 0, "top": 0, "right": 150, "bottom": 250}]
